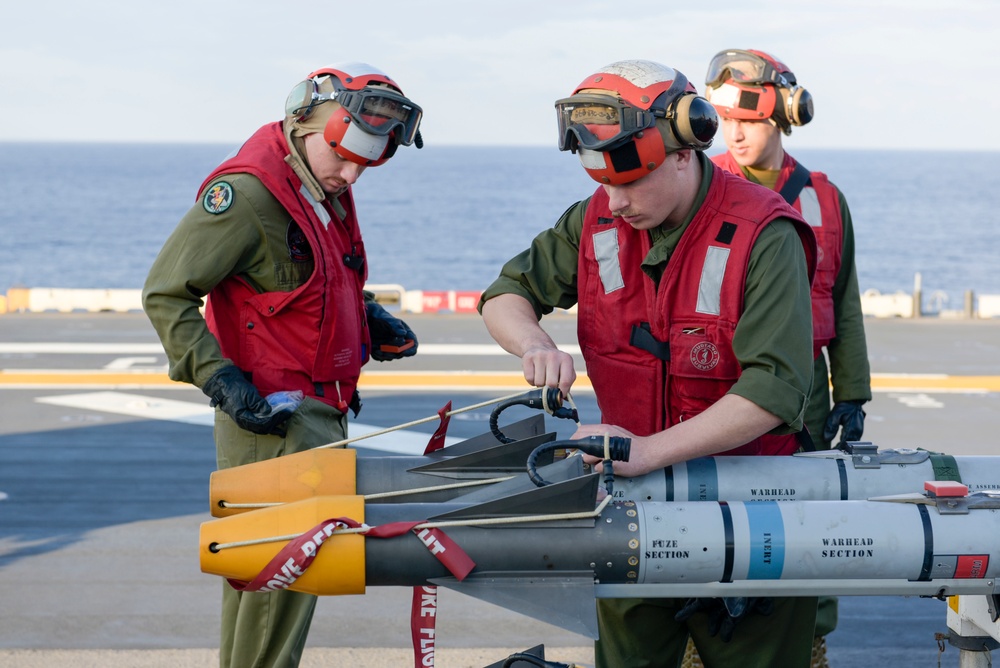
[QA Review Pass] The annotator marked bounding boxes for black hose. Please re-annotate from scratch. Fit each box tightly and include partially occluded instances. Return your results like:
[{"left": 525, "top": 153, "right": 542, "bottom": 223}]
[
  {"left": 489, "top": 388, "right": 579, "bottom": 443},
  {"left": 526, "top": 435, "right": 630, "bottom": 496}
]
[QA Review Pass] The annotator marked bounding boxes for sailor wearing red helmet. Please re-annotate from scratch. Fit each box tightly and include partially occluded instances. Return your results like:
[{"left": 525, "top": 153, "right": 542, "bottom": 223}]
[
  {"left": 705, "top": 47, "right": 873, "bottom": 666},
  {"left": 143, "top": 62, "right": 422, "bottom": 668},
  {"left": 479, "top": 58, "right": 819, "bottom": 667},
  {"left": 705, "top": 48, "right": 870, "bottom": 453}
]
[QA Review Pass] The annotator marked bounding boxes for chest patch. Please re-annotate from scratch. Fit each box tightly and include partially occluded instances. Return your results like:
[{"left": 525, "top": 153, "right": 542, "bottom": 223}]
[
  {"left": 690, "top": 342, "right": 720, "bottom": 371},
  {"left": 286, "top": 222, "right": 313, "bottom": 262},
  {"left": 203, "top": 182, "right": 234, "bottom": 214}
]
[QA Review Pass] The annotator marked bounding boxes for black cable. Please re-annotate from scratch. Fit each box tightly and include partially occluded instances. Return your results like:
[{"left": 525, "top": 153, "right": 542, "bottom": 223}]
[
  {"left": 526, "top": 436, "right": 630, "bottom": 495},
  {"left": 489, "top": 388, "right": 579, "bottom": 443}
]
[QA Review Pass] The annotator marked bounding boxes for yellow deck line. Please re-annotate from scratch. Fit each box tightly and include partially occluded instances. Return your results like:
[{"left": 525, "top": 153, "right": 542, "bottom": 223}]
[
  {"left": 870, "top": 374, "right": 1000, "bottom": 392},
  {"left": 2, "top": 369, "right": 1000, "bottom": 392}
]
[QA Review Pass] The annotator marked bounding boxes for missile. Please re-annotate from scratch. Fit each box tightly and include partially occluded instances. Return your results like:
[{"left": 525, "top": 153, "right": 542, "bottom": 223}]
[
  {"left": 200, "top": 475, "right": 1000, "bottom": 638},
  {"left": 211, "top": 437, "right": 1000, "bottom": 515}
]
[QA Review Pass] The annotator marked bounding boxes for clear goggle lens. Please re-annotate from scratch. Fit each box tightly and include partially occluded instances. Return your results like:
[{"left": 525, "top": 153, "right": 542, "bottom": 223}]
[{"left": 705, "top": 50, "right": 785, "bottom": 89}]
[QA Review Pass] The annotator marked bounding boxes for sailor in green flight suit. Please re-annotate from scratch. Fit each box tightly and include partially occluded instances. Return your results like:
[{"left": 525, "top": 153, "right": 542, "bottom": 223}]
[{"left": 143, "top": 62, "right": 422, "bottom": 668}]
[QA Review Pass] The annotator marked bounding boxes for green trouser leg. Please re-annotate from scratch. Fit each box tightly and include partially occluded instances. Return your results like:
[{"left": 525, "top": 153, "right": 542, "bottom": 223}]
[
  {"left": 815, "top": 595, "right": 838, "bottom": 638},
  {"left": 595, "top": 596, "right": 817, "bottom": 668},
  {"left": 214, "top": 397, "right": 347, "bottom": 668},
  {"left": 804, "top": 354, "right": 839, "bottom": 637},
  {"left": 220, "top": 584, "right": 317, "bottom": 668}
]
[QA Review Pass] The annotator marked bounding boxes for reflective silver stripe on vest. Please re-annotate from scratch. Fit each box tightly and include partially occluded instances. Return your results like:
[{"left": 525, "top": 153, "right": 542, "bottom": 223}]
[
  {"left": 299, "top": 184, "right": 332, "bottom": 229},
  {"left": 799, "top": 186, "right": 822, "bottom": 227},
  {"left": 593, "top": 228, "right": 625, "bottom": 294},
  {"left": 696, "top": 246, "right": 730, "bottom": 315}
]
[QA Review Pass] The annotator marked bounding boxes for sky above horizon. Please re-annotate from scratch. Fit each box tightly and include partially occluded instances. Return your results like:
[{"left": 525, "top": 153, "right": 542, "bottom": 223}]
[{"left": 2, "top": 1, "right": 997, "bottom": 151}]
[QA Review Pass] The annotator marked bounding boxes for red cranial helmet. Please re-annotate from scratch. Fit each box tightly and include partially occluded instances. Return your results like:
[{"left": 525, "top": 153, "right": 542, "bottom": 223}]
[
  {"left": 285, "top": 62, "right": 423, "bottom": 166},
  {"left": 555, "top": 60, "right": 718, "bottom": 184},
  {"left": 704, "top": 49, "right": 813, "bottom": 134}
]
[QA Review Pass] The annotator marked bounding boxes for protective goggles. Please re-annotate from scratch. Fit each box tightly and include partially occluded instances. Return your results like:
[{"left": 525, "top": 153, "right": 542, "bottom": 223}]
[
  {"left": 705, "top": 49, "right": 790, "bottom": 89},
  {"left": 285, "top": 77, "right": 423, "bottom": 146},
  {"left": 555, "top": 94, "right": 660, "bottom": 153}
]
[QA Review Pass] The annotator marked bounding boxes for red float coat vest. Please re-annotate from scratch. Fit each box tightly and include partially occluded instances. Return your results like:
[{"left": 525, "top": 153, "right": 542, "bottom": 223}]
[
  {"left": 203, "top": 122, "right": 369, "bottom": 414},
  {"left": 713, "top": 151, "right": 842, "bottom": 356},
  {"left": 577, "top": 165, "right": 816, "bottom": 456}
]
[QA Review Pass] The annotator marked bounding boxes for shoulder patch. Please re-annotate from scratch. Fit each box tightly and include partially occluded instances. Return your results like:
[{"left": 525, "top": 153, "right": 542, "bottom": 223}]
[{"left": 203, "top": 182, "right": 234, "bottom": 214}]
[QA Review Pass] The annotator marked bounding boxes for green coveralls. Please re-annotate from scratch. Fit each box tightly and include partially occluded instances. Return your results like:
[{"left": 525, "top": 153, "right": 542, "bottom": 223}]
[
  {"left": 480, "top": 152, "right": 818, "bottom": 668},
  {"left": 743, "top": 164, "right": 873, "bottom": 638},
  {"left": 143, "top": 173, "right": 352, "bottom": 668}
]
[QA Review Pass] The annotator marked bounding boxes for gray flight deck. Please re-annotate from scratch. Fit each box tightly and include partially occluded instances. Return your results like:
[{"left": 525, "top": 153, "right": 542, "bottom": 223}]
[{"left": 1, "top": 312, "right": 999, "bottom": 667}]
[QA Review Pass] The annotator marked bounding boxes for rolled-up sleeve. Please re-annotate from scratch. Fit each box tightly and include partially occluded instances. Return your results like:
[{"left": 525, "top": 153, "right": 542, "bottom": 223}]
[{"left": 727, "top": 217, "right": 815, "bottom": 432}]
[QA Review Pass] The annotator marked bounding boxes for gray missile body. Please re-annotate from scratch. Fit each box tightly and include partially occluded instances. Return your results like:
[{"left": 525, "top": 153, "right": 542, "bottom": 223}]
[
  {"left": 616, "top": 443, "right": 998, "bottom": 503},
  {"left": 363, "top": 481, "right": 1000, "bottom": 594}
]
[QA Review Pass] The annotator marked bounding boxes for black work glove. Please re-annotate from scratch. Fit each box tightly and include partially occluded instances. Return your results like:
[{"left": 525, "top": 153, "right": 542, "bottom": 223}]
[
  {"left": 366, "top": 301, "right": 418, "bottom": 361},
  {"left": 202, "top": 365, "right": 294, "bottom": 436},
  {"left": 674, "top": 597, "right": 774, "bottom": 642},
  {"left": 823, "top": 400, "right": 867, "bottom": 447}
]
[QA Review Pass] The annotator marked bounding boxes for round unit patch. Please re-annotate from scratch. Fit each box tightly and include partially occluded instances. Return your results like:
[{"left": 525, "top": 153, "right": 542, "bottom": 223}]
[
  {"left": 690, "top": 342, "right": 720, "bottom": 371},
  {"left": 203, "top": 182, "right": 234, "bottom": 214}
]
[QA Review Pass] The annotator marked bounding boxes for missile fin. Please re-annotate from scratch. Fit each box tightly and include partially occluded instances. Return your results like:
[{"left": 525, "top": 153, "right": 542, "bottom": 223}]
[
  {"left": 409, "top": 433, "right": 557, "bottom": 477},
  {"left": 428, "top": 474, "right": 600, "bottom": 522},
  {"left": 430, "top": 415, "right": 547, "bottom": 457},
  {"left": 432, "top": 570, "right": 600, "bottom": 640}
]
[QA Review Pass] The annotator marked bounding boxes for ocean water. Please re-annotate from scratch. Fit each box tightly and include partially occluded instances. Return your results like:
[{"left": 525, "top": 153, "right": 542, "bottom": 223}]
[{"left": 1, "top": 141, "right": 998, "bottom": 312}]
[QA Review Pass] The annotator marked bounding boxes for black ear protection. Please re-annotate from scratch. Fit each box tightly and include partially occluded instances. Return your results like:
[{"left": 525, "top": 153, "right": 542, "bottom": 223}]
[
  {"left": 670, "top": 92, "right": 720, "bottom": 150},
  {"left": 653, "top": 72, "right": 719, "bottom": 151},
  {"left": 775, "top": 79, "right": 814, "bottom": 129}
]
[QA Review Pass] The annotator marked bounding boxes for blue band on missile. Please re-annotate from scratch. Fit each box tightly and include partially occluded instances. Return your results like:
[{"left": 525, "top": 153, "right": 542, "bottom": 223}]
[
  {"left": 917, "top": 504, "right": 934, "bottom": 581},
  {"left": 686, "top": 458, "right": 719, "bottom": 501},
  {"left": 836, "top": 459, "right": 848, "bottom": 500},
  {"left": 746, "top": 501, "right": 785, "bottom": 579}
]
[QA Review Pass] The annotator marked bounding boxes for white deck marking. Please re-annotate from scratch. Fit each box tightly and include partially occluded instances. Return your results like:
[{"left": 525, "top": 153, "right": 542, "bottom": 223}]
[
  {"left": 103, "top": 357, "right": 161, "bottom": 369},
  {"left": 887, "top": 392, "right": 945, "bottom": 409},
  {"left": 34, "top": 391, "right": 460, "bottom": 454}
]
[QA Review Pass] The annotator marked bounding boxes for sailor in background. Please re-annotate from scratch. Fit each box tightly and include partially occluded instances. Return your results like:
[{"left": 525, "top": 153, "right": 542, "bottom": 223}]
[{"left": 705, "top": 48, "right": 873, "bottom": 666}]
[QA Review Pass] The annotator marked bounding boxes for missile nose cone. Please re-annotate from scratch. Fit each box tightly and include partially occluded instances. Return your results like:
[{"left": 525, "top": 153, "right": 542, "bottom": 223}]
[
  {"left": 200, "top": 495, "right": 367, "bottom": 596},
  {"left": 210, "top": 448, "right": 357, "bottom": 517}
]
